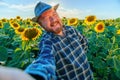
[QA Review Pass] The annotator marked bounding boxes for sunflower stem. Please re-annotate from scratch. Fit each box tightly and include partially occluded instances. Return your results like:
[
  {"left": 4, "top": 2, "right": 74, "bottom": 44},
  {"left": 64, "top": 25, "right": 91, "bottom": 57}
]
[
  {"left": 26, "top": 41, "right": 31, "bottom": 63},
  {"left": 22, "top": 40, "right": 31, "bottom": 63}
]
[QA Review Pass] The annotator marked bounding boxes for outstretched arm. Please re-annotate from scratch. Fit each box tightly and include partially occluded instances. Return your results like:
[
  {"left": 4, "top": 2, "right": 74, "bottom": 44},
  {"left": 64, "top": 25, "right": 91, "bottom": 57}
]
[{"left": 25, "top": 39, "right": 56, "bottom": 80}]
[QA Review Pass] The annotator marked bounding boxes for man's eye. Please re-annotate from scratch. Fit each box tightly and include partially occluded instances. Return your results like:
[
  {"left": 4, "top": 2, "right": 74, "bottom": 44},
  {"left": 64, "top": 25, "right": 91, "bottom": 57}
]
[{"left": 43, "top": 17, "right": 48, "bottom": 20}]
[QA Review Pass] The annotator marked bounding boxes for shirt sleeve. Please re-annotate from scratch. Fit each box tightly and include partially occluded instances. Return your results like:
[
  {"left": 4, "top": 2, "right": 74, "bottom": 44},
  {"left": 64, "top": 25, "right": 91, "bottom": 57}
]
[{"left": 25, "top": 39, "right": 56, "bottom": 80}]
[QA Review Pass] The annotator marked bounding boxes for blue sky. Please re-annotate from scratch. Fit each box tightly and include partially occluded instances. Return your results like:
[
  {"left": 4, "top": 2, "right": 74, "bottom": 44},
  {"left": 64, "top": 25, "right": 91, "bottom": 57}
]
[{"left": 0, "top": 0, "right": 120, "bottom": 19}]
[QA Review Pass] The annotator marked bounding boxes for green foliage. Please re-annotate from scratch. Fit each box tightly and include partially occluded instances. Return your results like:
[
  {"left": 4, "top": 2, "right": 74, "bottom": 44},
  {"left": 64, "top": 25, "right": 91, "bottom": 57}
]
[
  {"left": 0, "top": 21, "right": 40, "bottom": 69},
  {"left": 116, "top": 17, "right": 120, "bottom": 22},
  {"left": 0, "top": 46, "right": 8, "bottom": 61},
  {"left": 0, "top": 18, "right": 120, "bottom": 80},
  {"left": 76, "top": 20, "right": 120, "bottom": 80}
]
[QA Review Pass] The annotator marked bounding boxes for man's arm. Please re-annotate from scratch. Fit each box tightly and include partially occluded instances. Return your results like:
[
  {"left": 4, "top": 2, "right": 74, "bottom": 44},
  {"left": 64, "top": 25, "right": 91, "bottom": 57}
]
[{"left": 25, "top": 39, "right": 56, "bottom": 80}]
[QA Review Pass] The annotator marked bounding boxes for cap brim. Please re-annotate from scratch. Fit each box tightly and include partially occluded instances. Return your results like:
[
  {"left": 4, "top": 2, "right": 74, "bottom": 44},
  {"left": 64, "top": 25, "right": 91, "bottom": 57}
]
[
  {"left": 32, "top": 4, "right": 59, "bottom": 22},
  {"left": 53, "top": 4, "right": 59, "bottom": 10}
]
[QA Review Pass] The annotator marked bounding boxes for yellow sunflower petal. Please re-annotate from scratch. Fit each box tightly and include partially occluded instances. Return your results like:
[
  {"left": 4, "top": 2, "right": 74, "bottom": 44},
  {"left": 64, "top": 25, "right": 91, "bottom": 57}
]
[
  {"left": 67, "top": 18, "right": 78, "bottom": 27},
  {"left": 84, "top": 15, "right": 96, "bottom": 25},
  {"left": 0, "top": 21, "right": 4, "bottom": 28},
  {"left": 21, "top": 27, "right": 42, "bottom": 41},
  {"left": 15, "top": 27, "right": 25, "bottom": 35},
  {"left": 94, "top": 22, "right": 105, "bottom": 33},
  {"left": 116, "top": 30, "right": 120, "bottom": 35},
  {"left": 10, "top": 22, "right": 20, "bottom": 29}
]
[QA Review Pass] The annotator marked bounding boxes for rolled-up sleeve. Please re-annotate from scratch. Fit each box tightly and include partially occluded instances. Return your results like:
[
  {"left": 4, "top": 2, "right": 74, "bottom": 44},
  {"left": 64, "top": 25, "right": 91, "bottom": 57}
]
[{"left": 25, "top": 39, "right": 56, "bottom": 80}]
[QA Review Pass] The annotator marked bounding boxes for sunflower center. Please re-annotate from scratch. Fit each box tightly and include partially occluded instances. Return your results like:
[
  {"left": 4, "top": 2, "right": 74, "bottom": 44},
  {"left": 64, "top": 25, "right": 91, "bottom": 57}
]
[
  {"left": 87, "top": 16, "right": 95, "bottom": 22},
  {"left": 70, "top": 19, "right": 75, "bottom": 24},
  {"left": 18, "top": 28, "right": 24, "bottom": 32},
  {"left": 17, "top": 17, "right": 20, "bottom": 19},
  {"left": 98, "top": 25, "right": 103, "bottom": 30},
  {"left": 24, "top": 28, "right": 38, "bottom": 39},
  {"left": 33, "top": 23, "right": 37, "bottom": 26},
  {"left": 13, "top": 23, "right": 18, "bottom": 27},
  {"left": 2, "top": 19, "right": 6, "bottom": 22}
]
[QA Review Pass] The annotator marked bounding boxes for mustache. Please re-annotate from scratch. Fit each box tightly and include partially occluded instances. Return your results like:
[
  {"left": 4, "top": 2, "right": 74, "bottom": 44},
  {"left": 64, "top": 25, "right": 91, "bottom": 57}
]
[{"left": 51, "top": 21, "right": 59, "bottom": 27}]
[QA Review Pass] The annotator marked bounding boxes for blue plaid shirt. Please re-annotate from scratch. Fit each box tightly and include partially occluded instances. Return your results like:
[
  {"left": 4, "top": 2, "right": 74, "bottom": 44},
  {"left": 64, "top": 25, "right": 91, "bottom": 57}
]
[{"left": 25, "top": 26, "right": 93, "bottom": 80}]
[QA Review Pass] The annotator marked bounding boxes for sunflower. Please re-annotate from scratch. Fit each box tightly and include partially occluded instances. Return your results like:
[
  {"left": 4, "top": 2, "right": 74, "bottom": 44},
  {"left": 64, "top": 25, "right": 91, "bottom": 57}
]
[
  {"left": 15, "top": 27, "right": 25, "bottom": 35},
  {"left": 21, "top": 27, "right": 42, "bottom": 41},
  {"left": 84, "top": 15, "right": 96, "bottom": 25},
  {"left": 25, "top": 20, "right": 32, "bottom": 26},
  {"left": 16, "top": 16, "right": 21, "bottom": 19},
  {"left": 26, "top": 18, "right": 32, "bottom": 21},
  {"left": 1, "top": 18, "right": 7, "bottom": 23},
  {"left": 0, "top": 21, "right": 3, "bottom": 28},
  {"left": 32, "top": 22, "right": 40, "bottom": 27},
  {"left": 9, "top": 20, "right": 14, "bottom": 26},
  {"left": 9, "top": 19, "right": 15, "bottom": 23},
  {"left": 10, "top": 21, "right": 20, "bottom": 29},
  {"left": 116, "top": 30, "right": 120, "bottom": 35},
  {"left": 16, "top": 16, "right": 22, "bottom": 21},
  {"left": 94, "top": 22, "right": 105, "bottom": 33},
  {"left": 9, "top": 18, "right": 14, "bottom": 21},
  {"left": 67, "top": 18, "right": 78, "bottom": 27}
]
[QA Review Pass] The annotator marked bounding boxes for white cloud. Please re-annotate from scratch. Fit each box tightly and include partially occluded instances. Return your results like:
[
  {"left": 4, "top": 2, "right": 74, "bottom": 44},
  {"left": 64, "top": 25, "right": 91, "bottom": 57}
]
[
  {"left": 0, "top": 1, "right": 8, "bottom": 6},
  {"left": 9, "top": 4, "right": 34, "bottom": 11},
  {"left": 57, "top": 6, "right": 85, "bottom": 19},
  {"left": 0, "top": 1, "right": 35, "bottom": 11},
  {"left": 46, "top": 1, "right": 60, "bottom": 5}
]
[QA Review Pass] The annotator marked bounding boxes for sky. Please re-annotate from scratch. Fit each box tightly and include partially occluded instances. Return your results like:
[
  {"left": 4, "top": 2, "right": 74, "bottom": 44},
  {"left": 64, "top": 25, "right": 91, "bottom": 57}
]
[{"left": 0, "top": 0, "right": 120, "bottom": 19}]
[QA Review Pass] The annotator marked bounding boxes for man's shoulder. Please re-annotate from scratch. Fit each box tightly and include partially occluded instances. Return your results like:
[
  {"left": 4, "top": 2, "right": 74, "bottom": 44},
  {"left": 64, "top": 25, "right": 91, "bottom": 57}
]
[
  {"left": 65, "top": 26, "right": 76, "bottom": 33},
  {"left": 65, "top": 26, "right": 74, "bottom": 30},
  {"left": 39, "top": 33, "right": 53, "bottom": 46},
  {"left": 42, "top": 32, "right": 52, "bottom": 39},
  {"left": 40, "top": 32, "right": 54, "bottom": 44}
]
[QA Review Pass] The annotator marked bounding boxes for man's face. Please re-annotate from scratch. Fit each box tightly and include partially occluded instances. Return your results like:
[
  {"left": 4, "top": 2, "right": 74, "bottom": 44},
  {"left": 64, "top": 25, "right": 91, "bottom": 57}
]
[{"left": 38, "top": 8, "right": 63, "bottom": 35}]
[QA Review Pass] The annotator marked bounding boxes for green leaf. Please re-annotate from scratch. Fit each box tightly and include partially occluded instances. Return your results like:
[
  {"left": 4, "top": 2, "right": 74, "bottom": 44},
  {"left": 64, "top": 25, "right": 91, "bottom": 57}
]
[
  {"left": 93, "top": 57, "right": 106, "bottom": 69},
  {"left": 0, "top": 46, "right": 8, "bottom": 61},
  {"left": 113, "top": 55, "right": 120, "bottom": 79},
  {"left": 14, "top": 48, "right": 22, "bottom": 53},
  {"left": 115, "top": 71, "right": 120, "bottom": 79},
  {"left": 106, "top": 57, "right": 114, "bottom": 67}
]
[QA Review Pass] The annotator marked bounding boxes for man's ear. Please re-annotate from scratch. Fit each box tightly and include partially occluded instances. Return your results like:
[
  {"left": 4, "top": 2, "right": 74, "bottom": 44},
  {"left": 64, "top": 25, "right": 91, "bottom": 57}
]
[
  {"left": 32, "top": 17, "right": 39, "bottom": 22},
  {"left": 38, "top": 21, "right": 42, "bottom": 27},
  {"left": 38, "top": 21, "right": 44, "bottom": 29}
]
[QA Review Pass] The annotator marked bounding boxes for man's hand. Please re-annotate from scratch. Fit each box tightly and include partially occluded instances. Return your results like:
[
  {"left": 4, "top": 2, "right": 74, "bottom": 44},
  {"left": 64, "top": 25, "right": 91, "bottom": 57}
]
[{"left": 0, "top": 66, "right": 35, "bottom": 80}]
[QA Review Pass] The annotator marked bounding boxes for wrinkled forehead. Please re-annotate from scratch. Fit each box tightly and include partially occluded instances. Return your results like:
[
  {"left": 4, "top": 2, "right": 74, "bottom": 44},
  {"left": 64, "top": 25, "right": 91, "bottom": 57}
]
[{"left": 39, "top": 8, "right": 55, "bottom": 19}]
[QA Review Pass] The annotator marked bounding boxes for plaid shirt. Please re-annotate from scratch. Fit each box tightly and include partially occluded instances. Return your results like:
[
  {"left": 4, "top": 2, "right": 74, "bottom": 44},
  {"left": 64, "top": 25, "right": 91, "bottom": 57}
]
[{"left": 25, "top": 26, "right": 93, "bottom": 80}]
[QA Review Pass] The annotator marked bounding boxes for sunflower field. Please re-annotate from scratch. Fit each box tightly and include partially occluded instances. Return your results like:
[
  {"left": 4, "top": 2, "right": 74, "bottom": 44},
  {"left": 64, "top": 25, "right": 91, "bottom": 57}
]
[{"left": 0, "top": 15, "right": 120, "bottom": 80}]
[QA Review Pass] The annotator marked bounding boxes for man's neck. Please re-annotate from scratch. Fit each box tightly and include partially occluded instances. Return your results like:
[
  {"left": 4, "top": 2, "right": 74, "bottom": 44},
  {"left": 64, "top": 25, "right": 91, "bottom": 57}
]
[{"left": 57, "top": 31, "right": 64, "bottom": 36}]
